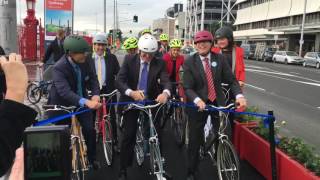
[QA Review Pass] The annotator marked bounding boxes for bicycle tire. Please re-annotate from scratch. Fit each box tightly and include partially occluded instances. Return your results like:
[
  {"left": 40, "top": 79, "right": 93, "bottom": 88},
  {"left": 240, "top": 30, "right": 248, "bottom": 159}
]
[
  {"left": 149, "top": 142, "right": 165, "bottom": 180},
  {"left": 103, "top": 117, "right": 113, "bottom": 166},
  {"left": 217, "top": 139, "right": 240, "bottom": 180},
  {"left": 27, "top": 83, "right": 42, "bottom": 104},
  {"left": 135, "top": 124, "right": 145, "bottom": 166},
  {"left": 71, "top": 141, "right": 85, "bottom": 180},
  {"left": 173, "top": 106, "right": 186, "bottom": 147}
]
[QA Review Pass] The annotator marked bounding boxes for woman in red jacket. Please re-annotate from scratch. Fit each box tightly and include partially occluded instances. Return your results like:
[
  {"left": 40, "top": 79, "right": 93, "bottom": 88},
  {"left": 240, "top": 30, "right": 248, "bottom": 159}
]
[
  {"left": 212, "top": 26, "right": 245, "bottom": 90},
  {"left": 162, "top": 39, "right": 185, "bottom": 99}
]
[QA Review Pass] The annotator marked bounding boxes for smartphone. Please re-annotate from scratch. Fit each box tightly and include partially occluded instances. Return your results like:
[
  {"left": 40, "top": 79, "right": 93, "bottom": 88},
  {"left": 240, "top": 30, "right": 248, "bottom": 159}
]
[{"left": 24, "top": 125, "right": 71, "bottom": 180}]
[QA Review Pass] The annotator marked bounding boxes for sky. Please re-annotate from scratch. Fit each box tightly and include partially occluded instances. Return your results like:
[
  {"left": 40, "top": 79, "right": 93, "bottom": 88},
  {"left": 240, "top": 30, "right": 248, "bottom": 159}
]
[{"left": 16, "top": 0, "right": 185, "bottom": 36}]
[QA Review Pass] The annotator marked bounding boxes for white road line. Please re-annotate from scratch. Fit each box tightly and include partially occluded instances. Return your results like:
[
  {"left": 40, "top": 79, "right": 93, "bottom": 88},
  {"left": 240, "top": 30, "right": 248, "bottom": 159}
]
[
  {"left": 290, "top": 72, "right": 300, "bottom": 75},
  {"left": 245, "top": 83, "right": 266, "bottom": 92},
  {"left": 317, "top": 107, "right": 320, "bottom": 109}
]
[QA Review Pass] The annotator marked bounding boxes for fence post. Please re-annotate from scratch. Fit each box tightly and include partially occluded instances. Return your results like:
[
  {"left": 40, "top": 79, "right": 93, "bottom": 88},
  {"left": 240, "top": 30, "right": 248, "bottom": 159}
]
[{"left": 268, "top": 111, "right": 277, "bottom": 180}]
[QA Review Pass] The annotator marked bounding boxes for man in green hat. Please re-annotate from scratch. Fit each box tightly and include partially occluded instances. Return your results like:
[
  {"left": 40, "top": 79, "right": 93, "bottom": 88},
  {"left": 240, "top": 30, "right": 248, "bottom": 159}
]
[{"left": 47, "top": 35, "right": 102, "bottom": 169}]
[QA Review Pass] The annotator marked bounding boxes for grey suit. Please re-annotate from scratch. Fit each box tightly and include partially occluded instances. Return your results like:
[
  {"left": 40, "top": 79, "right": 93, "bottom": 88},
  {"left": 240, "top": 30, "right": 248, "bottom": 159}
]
[{"left": 182, "top": 52, "right": 242, "bottom": 174}]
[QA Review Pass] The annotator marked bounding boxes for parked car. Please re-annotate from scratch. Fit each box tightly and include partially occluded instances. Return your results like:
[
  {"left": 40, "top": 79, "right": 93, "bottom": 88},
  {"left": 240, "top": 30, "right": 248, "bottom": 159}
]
[
  {"left": 272, "top": 51, "right": 304, "bottom": 64},
  {"left": 248, "top": 44, "right": 256, "bottom": 59},
  {"left": 262, "top": 48, "right": 277, "bottom": 62},
  {"left": 303, "top": 52, "right": 320, "bottom": 69},
  {"left": 240, "top": 44, "right": 250, "bottom": 59}
]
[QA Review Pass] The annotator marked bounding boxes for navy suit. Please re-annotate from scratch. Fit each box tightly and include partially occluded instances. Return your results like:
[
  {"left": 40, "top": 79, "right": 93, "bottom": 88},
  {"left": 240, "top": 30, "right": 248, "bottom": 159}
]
[{"left": 48, "top": 55, "right": 100, "bottom": 163}]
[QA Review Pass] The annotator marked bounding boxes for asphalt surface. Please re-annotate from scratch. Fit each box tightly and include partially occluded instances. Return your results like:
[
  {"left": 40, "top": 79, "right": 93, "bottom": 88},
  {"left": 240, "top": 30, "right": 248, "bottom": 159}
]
[{"left": 244, "top": 59, "right": 320, "bottom": 152}]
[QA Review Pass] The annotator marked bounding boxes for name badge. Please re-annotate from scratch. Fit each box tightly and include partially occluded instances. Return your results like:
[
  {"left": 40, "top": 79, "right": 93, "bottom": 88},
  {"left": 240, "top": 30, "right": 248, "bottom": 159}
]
[{"left": 211, "top": 61, "right": 217, "bottom": 67}]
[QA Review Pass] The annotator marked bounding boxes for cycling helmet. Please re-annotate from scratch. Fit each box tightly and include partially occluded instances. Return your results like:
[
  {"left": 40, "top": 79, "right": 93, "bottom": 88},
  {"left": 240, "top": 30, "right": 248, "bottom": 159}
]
[
  {"left": 64, "top": 35, "right": 90, "bottom": 53},
  {"left": 138, "top": 34, "right": 158, "bottom": 53},
  {"left": 93, "top": 34, "right": 107, "bottom": 44},
  {"left": 141, "top": 29, "right": 152, "bottom": 35},
  {"left": 169, "top": 39, "right": 182, "bottom": 48},
  {"left": 159, "top": 33, "right": 169, "bottom": 41},
  {"left": 194, "top": 30, "right": 213, "bottom": 44},
  {"left": 123, "top": 37, "right": 138, "bottom": 50}
]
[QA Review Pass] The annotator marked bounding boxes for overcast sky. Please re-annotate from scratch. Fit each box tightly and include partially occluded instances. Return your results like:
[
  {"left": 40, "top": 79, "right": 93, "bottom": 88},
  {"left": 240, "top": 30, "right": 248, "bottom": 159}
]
[{"left": 16, "top": 0, "right": 185, "bottom": 36}]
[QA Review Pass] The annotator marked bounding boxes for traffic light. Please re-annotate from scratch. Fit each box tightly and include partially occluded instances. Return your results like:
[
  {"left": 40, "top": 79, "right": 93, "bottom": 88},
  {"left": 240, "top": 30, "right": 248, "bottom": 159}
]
[{"left": 133, "top": 15, "right": 138, "bottom": 23}]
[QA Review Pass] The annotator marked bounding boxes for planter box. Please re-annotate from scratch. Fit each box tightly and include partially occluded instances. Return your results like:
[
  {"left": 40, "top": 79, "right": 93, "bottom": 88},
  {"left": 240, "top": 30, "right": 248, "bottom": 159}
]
[
  {"left": 233, "top": 121, "right": 258, "bottom": 155},
  {"left": 239, "top": 125, "right": 319, "bottom": 180}
]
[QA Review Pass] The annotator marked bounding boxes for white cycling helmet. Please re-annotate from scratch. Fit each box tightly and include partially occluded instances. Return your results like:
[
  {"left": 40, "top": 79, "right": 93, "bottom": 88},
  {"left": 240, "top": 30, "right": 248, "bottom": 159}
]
[
  {"left": 93, "top": 34, "right": 107, "bottom": 45},
  {"left": 138, "top": 34, "right": 158, "bottom": 53}
]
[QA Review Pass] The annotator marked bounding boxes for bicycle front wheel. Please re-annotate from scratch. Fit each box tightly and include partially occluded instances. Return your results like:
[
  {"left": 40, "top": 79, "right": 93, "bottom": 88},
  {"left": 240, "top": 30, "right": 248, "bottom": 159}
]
[
  {"left": 27, "top": 83, "right": 42, "bottom": 104},
  {"left": 135, "top": 125, "right": 145, "bottom": 166},
  {"left": 173, "top": 106, "right": 186, "bottom": 148},
  {"left": 149, "top": 142, "right": 165, "bottom": 180},
  {"left": 217, "top": 139, "right": 240, "bottom": 180},
  {"left": 71, "top": 141, "right": 85, "bottom": 180},
  {"left": 103, "top": 118, "right": 113, "bottom": 166}
]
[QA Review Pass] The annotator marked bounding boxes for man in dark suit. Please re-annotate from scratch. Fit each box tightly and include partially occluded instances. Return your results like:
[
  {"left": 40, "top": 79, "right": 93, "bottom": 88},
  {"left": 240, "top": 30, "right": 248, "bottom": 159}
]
[
  {"left": 0, "top": 46, "right": 5, "bottom": 102},
  {"left": 183, "top": 30, "right": 247, "bottom": 180},
  {"left": 88, "top": 33, "right": 120, "bottom": 149},
  {"left": 43, "top": 28, "right": 65, "bottom": 64},
  {"left": 47, "top": 35, "right": 101, "bottom": 169},
  {"left": 116, "top": 34, "right": 171, "bottom": 180}
]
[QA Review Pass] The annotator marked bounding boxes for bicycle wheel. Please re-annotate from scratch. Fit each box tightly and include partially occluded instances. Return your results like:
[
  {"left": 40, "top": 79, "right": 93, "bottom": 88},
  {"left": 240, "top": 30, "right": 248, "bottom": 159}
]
[
  {"left": 103, "top": 117, "right": 113, "bottom": 166},
  {"left": 172, "top": 106, "right": 186, "bottom": 147},
  {"left": 217, "top": 139, "right": 240, "bottom": 180},
  {"left": 71, "top": 141, "right": 85, "bottom": 180},
  {"left": 135, "top": 124, "right": 145, "bottom": 166},
  {"left": 27, "top": 83, "right": 42, "bottom": 104},
  {"left": 149, "top": 142, "right": 164, "bottom": 180}
]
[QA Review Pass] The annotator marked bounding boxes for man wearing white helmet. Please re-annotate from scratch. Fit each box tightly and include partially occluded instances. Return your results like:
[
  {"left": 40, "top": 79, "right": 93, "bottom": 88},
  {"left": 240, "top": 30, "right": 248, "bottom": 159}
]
[
  {"left": 88, "top": 33, "right": 120, "bottom": 152},
  {"left": 116, "top": 34, "right": 171, "bottom": 180}
]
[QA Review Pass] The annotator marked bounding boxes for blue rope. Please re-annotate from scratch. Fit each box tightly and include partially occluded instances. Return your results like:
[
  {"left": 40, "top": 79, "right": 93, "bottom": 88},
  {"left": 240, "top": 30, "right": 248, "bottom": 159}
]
[{"left": 35, "top": 100, "right": 273, "bottom": 126}]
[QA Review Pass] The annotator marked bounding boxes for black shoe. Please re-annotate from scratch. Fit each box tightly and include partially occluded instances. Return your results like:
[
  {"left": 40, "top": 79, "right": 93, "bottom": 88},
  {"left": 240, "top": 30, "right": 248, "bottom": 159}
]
[
  {"left": 113, "top": 144, "right": 121, "bottom": 154},
  {"left": 118, "top": 170, "right": 127, "bottom": 180},
  {"left": 89, "top": 160, "right": 101, "bottom": 170},
  {"left": 187, "top": 173, "right": 196, "bottom": 180}
]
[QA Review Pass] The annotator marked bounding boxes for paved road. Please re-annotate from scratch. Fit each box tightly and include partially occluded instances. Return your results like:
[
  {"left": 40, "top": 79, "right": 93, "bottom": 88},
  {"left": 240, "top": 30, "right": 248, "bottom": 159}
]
[{"left": 244, "top": 59, "right": 320, "bottom": 152}]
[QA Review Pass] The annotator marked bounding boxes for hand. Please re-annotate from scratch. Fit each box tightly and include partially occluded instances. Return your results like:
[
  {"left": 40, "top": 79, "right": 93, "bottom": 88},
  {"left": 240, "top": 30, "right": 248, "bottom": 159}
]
[
  {"left": 91, "top": 95, "right": 100, "bottom": 103},
  {"left": 155, "top": 92, "right": 168, "bottom": 104},
  {"left": 236, "top": 97, "right": 247, "bottom": 110},
  {"left": 238, "top": 81, "right": 245, "bottom": 90},
  {"left": 0, "top": 54, "right": 28, "bottom": 103},
  {"left": 130, "top": 90, "right": 145, "bottom": 101},
  {"left": 196, "top": 100, "right": 206, "bottom": 111},
  {"left": 9, "top": 148, "right": 24, "bottom": 180},
  {"left": 85, "top": 100, "right": 102, "bottom": 110}
]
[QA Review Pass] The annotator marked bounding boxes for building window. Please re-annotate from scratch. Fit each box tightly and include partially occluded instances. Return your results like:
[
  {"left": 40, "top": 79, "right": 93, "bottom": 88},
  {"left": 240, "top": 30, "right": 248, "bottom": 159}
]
[
  {"left": 252, "top": 21, "right": 267, "bottom": 29},
  {"left": 270, "top": 17, "right": 290, "bottom": 27},
  {"left": 237, "top": 23, "right": 251, "bottom": 31}
]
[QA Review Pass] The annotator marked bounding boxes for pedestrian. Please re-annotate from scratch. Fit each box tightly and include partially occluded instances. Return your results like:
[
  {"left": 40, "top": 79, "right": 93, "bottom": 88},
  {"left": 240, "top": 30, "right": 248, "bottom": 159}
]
[
  {"left": 182, "top": 30, "right": 247, "bottom": 180},
  {"left": 0, "top": 54, "right": 37, "bottom": 178},
  {"left": 89, "top": 33, "right": 120, "bottom": 151},
  {"left": 47, "top": 35, "right": 102, "bottom": 170},
  {"left": 43, "top": 28, "right": 66, "bottom": 64},
  {"left": 116, "top": 34, "right": 171, "bottom": 180}
]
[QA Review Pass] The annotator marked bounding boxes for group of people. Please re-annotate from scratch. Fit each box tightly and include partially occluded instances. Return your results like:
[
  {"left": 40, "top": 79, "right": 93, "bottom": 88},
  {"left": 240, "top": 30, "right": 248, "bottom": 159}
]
[{"left": 0, "top": 25, "right": 246, "bottom": 180}]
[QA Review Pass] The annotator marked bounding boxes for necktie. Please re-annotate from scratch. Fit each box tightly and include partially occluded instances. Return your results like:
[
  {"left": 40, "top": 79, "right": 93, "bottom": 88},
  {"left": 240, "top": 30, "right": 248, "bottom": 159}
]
[
  {"left": 204, "top": 58, "right": 216, "bottom": 102},
  {"left": 97, "top": 56, "right": 103, "bottom": 89},
  {"left": 138, "top": 62, "right": 148, "bottom": 94},
  {"left": 74, "top": 65, "right": 83, "bottom": 97}
]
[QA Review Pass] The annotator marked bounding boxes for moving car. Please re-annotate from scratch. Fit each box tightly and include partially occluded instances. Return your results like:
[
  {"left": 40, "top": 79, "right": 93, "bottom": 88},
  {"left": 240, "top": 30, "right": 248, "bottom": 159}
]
[
  {"left": 272, "top": 51, "right": 304, "bottom": 64},
  {"left": 303, "top": 52, "right": 320, "bottom": 69}
]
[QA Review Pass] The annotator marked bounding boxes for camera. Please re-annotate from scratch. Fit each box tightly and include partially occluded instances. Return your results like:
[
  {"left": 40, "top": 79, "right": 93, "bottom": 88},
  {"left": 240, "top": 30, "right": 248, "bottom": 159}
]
[{"left": 23, "top": 125, "right": 71, "bottom": 180}]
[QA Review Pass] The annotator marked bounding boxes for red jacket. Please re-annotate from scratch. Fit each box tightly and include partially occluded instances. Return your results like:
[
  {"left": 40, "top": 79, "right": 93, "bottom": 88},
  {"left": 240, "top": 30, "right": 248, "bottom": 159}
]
[
  {"left": 162, "top": 53, "right": 185, "bottom": 82},
  {"left": 211, "top": 46, "right": 246, "bottom": 82}
]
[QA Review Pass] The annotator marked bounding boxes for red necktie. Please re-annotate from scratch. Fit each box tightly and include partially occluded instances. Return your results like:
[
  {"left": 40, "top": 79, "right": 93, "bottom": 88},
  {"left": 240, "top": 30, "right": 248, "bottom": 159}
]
[{"left": 204, "top": 58, "right": 216, "bottom": 102}]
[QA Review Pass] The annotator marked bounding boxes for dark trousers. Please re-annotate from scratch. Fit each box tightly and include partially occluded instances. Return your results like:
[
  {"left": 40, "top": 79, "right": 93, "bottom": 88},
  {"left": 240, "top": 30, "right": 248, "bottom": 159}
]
[
  {"left": 119, "top": 105, "right": 163, "bottom": 170},
  {"left": 50, "top": 110, "right": 96, "bottom": 163},
  {"left": 186, "top": 102, "right": 219, "bottom": 174}
]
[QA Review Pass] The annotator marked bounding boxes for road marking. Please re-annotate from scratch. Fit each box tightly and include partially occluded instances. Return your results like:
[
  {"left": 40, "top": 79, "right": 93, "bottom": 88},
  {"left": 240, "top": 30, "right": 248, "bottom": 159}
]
[
  {"left": 245, "top": 83, "right": 266, "bottom": 92},
  {"left": 290, "top": 72, "right": 300, "bottom": 75},
  {"left": 317, "top": 107, "right": 320, "bottom": 109}
]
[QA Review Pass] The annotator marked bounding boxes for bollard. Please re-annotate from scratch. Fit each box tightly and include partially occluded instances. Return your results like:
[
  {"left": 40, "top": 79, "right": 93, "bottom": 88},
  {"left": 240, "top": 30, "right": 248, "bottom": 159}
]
[{"left": 268, "top": 111, "right": 277, "bottom": 180}]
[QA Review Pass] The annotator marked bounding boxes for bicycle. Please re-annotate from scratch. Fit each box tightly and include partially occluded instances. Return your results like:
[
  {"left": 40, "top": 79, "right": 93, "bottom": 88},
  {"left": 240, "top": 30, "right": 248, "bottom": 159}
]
[
  {"left": 43, "top": 105, "right": 89, "bottom": 180},
  {"left": 95, "top": 89, "right": 118, "bottom": 166},
  {"left": 203, "top": 103, "right": 240, "bottom": 180},
  {"left": 27, "top": 64, "right": 53, "bottom": 104},
  {"left": 123, "top": 102, "right": 170, "bottom": 180}
]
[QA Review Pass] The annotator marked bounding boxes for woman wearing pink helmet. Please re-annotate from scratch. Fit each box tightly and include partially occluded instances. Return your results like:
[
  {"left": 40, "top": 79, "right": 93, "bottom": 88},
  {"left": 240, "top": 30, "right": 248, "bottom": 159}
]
[{"left": 182, "top": 30, "right": 247, "bottom": 180}]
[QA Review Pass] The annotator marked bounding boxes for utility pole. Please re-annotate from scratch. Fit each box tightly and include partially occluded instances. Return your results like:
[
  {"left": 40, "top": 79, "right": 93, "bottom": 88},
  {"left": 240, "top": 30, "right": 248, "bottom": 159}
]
[
  {"left": 113, "top": 0, "right": 116, "bottom": 46},
  {"left": 299, "top": 0, "right": 307, "bottom": 57},
  {"left": 104, "top": 0, "right": 106, "bottom": 33},
  {"left": 0, "top": 0, "right": 17, "bottom": 53},
  {"left": 200, "top": 0, "right": 205, "bottom": 30}
]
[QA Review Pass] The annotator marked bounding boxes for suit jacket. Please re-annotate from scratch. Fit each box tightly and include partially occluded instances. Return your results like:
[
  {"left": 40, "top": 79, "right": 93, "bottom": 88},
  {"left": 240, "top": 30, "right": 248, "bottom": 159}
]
[
  {"left": 0, "top": 100, "right": 37, "bottom": 176},
  {"left": 183, "top": 52, "right": 242, "bottom": 106},
  {"left": 116, "top": 54, "right": 171, "bottom": 102},
  {"left": 87, "top": 53, "right": 120, "bottom": 93},
  {"left": 44, "top": 38, "right": 65, "bottom": 63},
  {"left": 48, "top": 55, "right": 100, "bottom": 106}
]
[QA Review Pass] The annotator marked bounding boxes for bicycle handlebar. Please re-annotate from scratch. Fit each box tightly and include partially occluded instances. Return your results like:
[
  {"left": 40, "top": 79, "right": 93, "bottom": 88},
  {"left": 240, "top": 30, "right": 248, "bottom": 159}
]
[
  {"left": 205, "top": 103, "right": 235, "bottom": 111},
  {"left": 42, "top": 105, "right": 79, "bottom": 112},
  {"left": 100, "top": 89, "right": 118, "bottom": 98}
]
